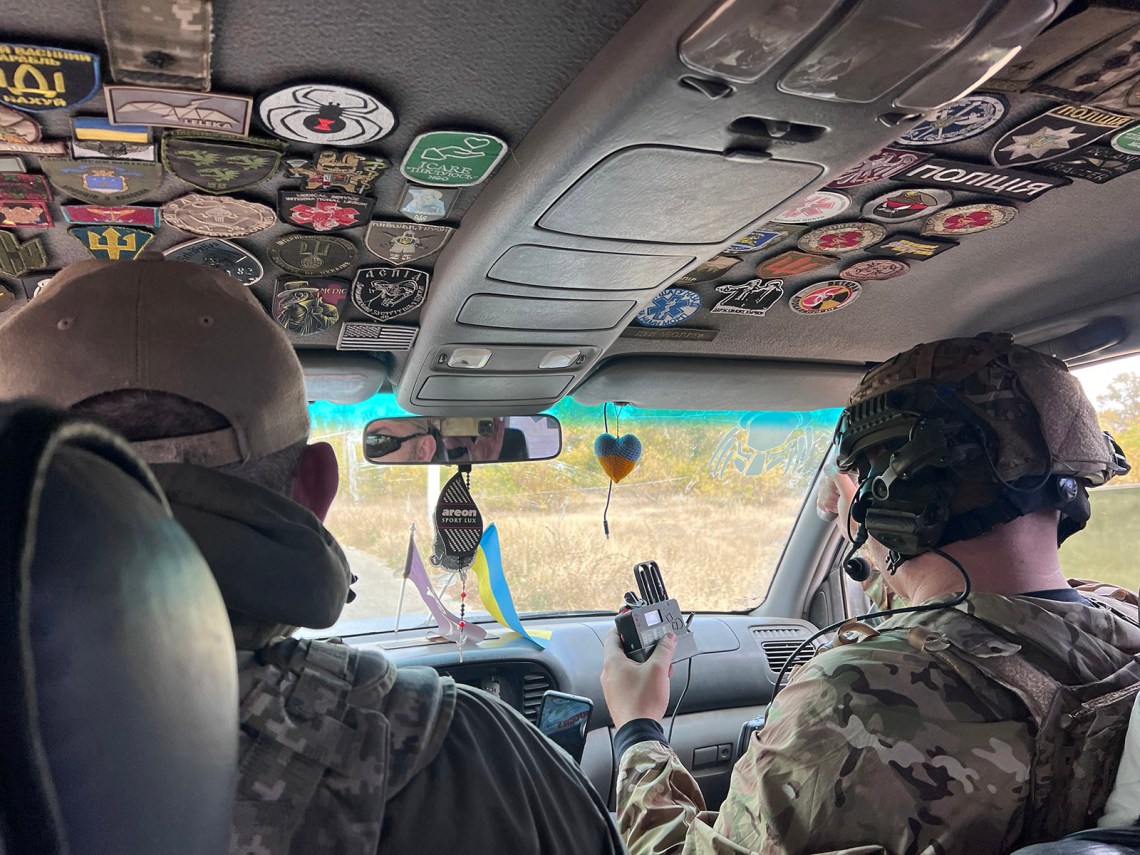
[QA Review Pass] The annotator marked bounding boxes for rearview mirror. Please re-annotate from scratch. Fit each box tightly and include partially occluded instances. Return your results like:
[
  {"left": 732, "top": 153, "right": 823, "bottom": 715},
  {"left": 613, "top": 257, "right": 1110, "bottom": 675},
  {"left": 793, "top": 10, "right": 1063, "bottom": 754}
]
[{"left": 362, "top": 415, "right": 562, "bottom": 465}]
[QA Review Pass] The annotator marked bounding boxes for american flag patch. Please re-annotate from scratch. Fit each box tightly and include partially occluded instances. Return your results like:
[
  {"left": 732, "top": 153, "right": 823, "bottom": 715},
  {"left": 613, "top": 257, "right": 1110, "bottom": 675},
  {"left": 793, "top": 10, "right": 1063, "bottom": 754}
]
[{"left": 336, "top": 322, "right": 418, "bottom": 351}]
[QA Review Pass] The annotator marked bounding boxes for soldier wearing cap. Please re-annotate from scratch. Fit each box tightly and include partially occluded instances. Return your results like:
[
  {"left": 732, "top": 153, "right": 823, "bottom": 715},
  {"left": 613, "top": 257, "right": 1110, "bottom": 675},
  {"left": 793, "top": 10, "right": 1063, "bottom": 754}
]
[
  {"left": 603, "top": 333, "right": 1140, "bottom": 854},
  {"left": 0, "top": 257, "right": 624, "bottom": 855}
]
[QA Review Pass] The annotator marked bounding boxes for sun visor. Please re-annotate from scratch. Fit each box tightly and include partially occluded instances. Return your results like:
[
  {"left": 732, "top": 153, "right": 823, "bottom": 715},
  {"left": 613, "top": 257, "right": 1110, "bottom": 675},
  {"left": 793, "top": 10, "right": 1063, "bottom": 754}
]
[
  {"left": 298, "top": 352, "right": 389, "bottom": 404},
  {"left": 572, "top": 357, "right": 864, "bottom": 411}
]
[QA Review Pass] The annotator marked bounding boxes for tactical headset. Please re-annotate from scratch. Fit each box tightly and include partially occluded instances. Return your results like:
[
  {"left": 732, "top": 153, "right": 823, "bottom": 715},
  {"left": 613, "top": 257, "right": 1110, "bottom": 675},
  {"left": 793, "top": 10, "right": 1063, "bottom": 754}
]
[{"left": 834, "top": 379, "right": 1129, "bottom": 575}]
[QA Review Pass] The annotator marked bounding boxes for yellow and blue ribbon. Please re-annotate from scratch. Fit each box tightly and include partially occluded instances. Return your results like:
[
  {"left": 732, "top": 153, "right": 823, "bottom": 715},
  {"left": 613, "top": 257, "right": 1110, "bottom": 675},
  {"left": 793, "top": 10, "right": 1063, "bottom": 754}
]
[{"left": 471, "top": 523, "right": 552, "bottom": 648}]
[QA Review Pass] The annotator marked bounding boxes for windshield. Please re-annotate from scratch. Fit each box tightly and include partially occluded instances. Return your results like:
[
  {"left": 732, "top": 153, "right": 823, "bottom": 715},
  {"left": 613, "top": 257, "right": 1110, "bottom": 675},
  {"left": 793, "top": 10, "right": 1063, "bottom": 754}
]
[{"left": 311, "top": 398, "right": 841, "bottom": 632}]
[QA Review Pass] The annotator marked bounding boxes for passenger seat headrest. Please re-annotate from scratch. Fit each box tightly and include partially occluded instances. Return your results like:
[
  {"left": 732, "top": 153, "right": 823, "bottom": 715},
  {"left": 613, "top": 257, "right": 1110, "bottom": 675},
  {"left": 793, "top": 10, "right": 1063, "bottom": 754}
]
[{"left": 0, "top": 403, "right": 238, "bottom": 855}]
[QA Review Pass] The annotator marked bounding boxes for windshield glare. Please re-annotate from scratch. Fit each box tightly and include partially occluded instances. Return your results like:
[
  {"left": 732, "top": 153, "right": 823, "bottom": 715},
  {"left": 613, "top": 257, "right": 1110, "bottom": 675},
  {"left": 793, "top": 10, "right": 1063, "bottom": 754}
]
[{"left": 310, "top": 397, "right": 841, "bottom": 633}]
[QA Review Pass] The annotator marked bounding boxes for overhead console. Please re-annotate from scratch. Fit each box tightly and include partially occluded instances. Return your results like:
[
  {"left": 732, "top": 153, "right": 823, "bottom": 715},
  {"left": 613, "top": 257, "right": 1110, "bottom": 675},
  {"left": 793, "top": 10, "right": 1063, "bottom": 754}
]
[{"left": 398, "top": 0, "right": 1064, "bottom": 416}]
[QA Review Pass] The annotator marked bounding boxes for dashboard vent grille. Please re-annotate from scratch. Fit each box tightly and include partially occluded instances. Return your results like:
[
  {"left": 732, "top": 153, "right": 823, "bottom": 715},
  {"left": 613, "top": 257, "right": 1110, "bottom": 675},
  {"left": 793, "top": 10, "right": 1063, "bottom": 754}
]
[
  {"left": 760, "top": 639, "right": 814, "bottom": 678},
  {"left": 521, "top": 669, "right": 552, "bottom": 724}
]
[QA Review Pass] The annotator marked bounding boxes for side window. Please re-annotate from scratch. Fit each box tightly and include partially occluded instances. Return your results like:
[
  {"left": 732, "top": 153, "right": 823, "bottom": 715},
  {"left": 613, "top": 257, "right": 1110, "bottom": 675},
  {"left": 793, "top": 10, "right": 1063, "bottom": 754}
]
[{"left": 1059, "top": 358, "right": 1140, "bottom": 592}]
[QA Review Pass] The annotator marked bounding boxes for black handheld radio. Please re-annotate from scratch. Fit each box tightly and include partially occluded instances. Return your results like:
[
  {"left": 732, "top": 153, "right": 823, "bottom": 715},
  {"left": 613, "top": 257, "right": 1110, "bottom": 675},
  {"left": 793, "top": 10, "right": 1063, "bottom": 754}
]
[{"left": 615, "top": 560, "right": 697, "bottom": 663}]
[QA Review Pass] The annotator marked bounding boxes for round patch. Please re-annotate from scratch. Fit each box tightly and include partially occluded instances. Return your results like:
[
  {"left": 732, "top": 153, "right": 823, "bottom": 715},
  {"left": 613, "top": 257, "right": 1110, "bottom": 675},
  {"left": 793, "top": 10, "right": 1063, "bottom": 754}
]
[
  {"left": 797, "top": 222, "right": 886, "bottom": 255},
  {"left": 258, "top": 84, "right": 395, "bottom": 146},
  {"left": 771, "top": 191, "right": 850, "bottom": 224},
  {"left": 862, "top": 188, "right": 952, "bottom": 223},
  {"left": 0, "top": 105, "right": 41, "bottom": 143},
  {"left": 920, "top": 203, "right": 1017, "bottom": 236},
  {"left": 789, "top": 280, "right": 861, "bottom": 315},
  {"left": 1111, "top": 125, "right": 1140, "bottom": 155},
  {"left": 636, "top": 288, "right": 701, "bottom": 327},
  {"left": 164, "top": 237, "right": 264, "bottom": 286},
  {"left": 351, "top": 266, "right": 429, "bottom": 321},
  {"left": 839, "top": 259, "right": 909, "bottom": 282},
  {"left": 269, "top": 234, "right": 357, "bottom": 276},
  {"left": 897, "top": 94, "right": 1008, "bottom": 146},
  {"left": 162, "top": 194, "right": 276, "bottom": 237}
]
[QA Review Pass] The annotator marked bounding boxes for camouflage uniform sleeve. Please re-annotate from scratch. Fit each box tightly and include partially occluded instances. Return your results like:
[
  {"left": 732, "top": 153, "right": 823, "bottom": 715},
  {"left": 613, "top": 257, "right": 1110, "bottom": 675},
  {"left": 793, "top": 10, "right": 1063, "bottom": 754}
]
[{"left": 618, "top": 643, "right": 1034, "bottom": 854}]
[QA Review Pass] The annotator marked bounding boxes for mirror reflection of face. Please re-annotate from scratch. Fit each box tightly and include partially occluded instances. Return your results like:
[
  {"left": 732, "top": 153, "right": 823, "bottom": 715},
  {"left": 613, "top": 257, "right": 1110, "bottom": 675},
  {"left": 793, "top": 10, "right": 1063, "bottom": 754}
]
[{"left": 365, "top": 419, "right": 437, "bottom": 463}]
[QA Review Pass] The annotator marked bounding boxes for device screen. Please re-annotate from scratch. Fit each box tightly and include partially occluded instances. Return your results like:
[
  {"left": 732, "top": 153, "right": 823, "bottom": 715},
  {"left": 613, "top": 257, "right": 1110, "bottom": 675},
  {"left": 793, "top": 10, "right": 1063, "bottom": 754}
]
[
  {"left": 537, "top": 690, "right": 593, "bottom": 764},
  {"left": 643, "top": 609, "right": 662, "bottom": 626}
]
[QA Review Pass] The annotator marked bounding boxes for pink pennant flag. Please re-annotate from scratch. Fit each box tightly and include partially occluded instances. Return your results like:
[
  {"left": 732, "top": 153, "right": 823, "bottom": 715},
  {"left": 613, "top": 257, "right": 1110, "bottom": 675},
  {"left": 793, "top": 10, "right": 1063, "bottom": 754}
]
[{"left": 403, "top": 530, "right": 487, "bottom": 646}]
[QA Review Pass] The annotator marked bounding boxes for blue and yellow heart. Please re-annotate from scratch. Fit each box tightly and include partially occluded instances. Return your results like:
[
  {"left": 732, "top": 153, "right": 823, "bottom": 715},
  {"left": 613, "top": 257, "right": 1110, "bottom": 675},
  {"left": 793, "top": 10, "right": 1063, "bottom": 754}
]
[{"left": 594, "top": 433, "right": 642, "bottom": 483}]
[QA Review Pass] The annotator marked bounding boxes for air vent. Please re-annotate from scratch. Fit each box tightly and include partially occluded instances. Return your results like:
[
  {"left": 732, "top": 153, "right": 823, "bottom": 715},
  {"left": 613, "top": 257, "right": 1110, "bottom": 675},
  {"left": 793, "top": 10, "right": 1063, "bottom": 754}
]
[
  {"left": 760, "top": 639, "right": 814, "bottom": 677},
  {"left": 521, "top": 669, "right": 552, "bottom": 724}
]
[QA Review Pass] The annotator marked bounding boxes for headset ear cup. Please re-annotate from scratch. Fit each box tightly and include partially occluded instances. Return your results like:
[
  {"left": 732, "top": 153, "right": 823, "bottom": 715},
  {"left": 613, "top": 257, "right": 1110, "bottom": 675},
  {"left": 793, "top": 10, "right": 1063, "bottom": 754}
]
[{"left": 844, "top": 556, "right": 872, "bottom": 582}]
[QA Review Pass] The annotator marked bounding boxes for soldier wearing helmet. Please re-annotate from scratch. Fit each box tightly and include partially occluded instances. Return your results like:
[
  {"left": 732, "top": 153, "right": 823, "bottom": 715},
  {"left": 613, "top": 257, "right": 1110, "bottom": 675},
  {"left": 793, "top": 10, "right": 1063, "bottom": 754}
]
[{"left": 603, "top": 333, "right": 1140, "bottom": 855}]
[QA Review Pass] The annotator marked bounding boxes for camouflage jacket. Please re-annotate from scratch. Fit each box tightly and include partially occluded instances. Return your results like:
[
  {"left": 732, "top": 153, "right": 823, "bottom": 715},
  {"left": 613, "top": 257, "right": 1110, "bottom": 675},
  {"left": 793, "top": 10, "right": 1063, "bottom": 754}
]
[
  {"left": 616, "top": 592, "right": 1140, "bottom": 855},
  {"left": 231, "top": 637, "right": 626, "bottom": 855}
]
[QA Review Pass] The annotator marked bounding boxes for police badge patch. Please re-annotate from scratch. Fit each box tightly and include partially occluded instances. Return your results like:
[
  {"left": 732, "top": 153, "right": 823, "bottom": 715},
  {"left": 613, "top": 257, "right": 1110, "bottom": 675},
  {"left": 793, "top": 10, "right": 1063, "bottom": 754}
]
[
  {"left": 272, "top": 277, "right": 349, "bottom": 336},
  {"left": 1035, "top": 144, "right": 1140, "bottom": 184},
  {"left": 69, "top": 225, "right": 154, "bottom": 260},
  {"left": 163, "top": 237, "right": 264, "bottom": 286},
  {"left": 0, "top": 44, "right": 100, "bottom": 111},
  {"left": 351, "top": 266, "right": 429, "bottom": 321},
  {"left": 363, "top": 221, "right": 454, "bottom": 264},
  {"left": 635, "top": 288, "right": 701, "bottom": 328},
  {"left": 40, "top": 157, "right": 162, "bottom": 204},
  {"left": 163, "top": 132, "right": 287, "bottom": 194},
  {"left": 280, "top": 191, "right": 374, "bottom": 233},
  {"left": 991, "top": 104, "right": 1133, "bottom": 167}
]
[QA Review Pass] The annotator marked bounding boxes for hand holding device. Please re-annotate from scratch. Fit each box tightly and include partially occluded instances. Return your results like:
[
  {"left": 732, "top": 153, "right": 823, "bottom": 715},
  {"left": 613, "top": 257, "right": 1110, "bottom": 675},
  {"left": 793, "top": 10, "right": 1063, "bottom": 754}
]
[{"left": 614, "top": 561, "right": 697, "bottom": 663}]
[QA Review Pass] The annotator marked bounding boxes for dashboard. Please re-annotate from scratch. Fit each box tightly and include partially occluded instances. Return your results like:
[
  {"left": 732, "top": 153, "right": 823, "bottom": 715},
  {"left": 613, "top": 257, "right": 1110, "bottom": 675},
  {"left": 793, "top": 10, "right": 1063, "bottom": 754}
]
[{"left": 341, "top": 613, "right": 816, "bottom": 808}]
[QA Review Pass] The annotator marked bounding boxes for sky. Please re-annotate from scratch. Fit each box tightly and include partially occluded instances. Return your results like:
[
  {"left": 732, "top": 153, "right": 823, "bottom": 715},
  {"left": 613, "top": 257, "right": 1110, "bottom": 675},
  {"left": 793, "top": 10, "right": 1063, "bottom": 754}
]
[{"left": 1073, "top": 352, "right": 1140, "bottom": 404}]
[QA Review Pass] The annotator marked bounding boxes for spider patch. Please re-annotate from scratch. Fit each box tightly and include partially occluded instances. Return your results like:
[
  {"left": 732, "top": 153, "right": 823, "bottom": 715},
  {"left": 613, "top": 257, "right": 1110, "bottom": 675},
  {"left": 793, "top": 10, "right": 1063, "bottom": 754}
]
[{"left": 258, "top": 83, "right": 395, "bottom": 146}]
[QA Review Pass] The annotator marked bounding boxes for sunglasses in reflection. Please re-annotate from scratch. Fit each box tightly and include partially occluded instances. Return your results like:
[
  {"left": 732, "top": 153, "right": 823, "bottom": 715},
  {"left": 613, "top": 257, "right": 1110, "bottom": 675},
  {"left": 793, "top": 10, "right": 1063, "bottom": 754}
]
[{"left": 365, "top": 431, "right": 429, "bottom": 457}]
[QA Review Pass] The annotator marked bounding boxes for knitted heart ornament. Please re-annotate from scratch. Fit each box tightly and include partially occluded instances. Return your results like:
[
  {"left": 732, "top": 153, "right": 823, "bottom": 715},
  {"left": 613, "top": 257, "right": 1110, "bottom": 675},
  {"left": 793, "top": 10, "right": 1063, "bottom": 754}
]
[{"left": 594, "top": 433, "right": 642, "bottom": 483}]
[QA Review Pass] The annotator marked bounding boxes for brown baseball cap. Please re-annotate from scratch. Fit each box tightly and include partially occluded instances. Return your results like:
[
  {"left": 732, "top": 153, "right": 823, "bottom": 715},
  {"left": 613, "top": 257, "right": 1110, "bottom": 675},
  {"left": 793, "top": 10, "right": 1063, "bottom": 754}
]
[{"left": 0, "top": 254, "right": 309, "bottom": 466}]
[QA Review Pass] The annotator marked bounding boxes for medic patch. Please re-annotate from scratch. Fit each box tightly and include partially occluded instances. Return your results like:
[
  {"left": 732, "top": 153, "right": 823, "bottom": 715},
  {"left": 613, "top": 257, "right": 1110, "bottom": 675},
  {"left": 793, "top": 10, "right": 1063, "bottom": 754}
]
[
  {"left": 397, "top": 182, "right": 460, "bottom": 223},
  {"left": 269, "top": 233, "right": 357, "bottom": 276},
  {"left": 991, "top": 104, "right": 1133, "bottom": 167},
  {"left": 259, "top": 83, "right": 396, "bottom": 146},
  {"left": 351, "top": 266, "right": 429, "bottom": 321},
  {"left": 161, "top": 194, "right": 276, "bottom": 238},
  {"left": 400, "top": 131, "right": 508, "bottom": 187},
  {"left": 71, "top": 139, "right": 156, "bottom": 161},
  {"left": 0, "top": 231, "right": 47, "bottom": 277},
  {"left": 726, "top": 224, "right": 798, "bottom": 254},
  {"left": 789, "top": 280, "right": 861, "bottom": 315},
  {"left": 69, "top": 225, "right": 154, "bottom": 261},
  {"left": 61, "top": 204, "right": 160, "bottom": 227},
  {"left": 280, "top": 191, "right": 374, "bottom": 233},
  {"left": 635, "top": 288, "right": 701, "bottom": 327},
  {"left": 862, "top": 187, "right": 952, "bottom": 224},
  {"left": 364, "top": 221, "right": 454, "bottom": 265},
  {"left": 336, "top": 321, "right": 419, "bottom": 352},
  {"left": 163, "top": 237, "right": 263, "bottom": 286},
  {"left": 0, "top": 44, "right": 100, "bottom": 111},
  {"left": 163, "top": 132, "right": 287, "bottom": 194},
  {"left": 889, "top": 156, "right": 1069, "bottom": 203},
  {"left": 771, "top": 191, "right": 850, "bottom": 224},
  {"left": 0, "top": 173, "right": 50, "bottom": 201},
  {"left": 272, "top": 277, "right": 349, "bottom": 336},
  {"left": 756, "top": 250, "right": 833, "bottom": 279},
  {"left": 1031, "top": 26, "right": 1140, "bottom": 105},
  {"left": 896, "top": 94, "right": 1008, "bottom": 147},
  {"left": 0, "top": 201, "right": 50, "bottom": 228},
  {"left": 105, "top": 85, "right": 253, "bottom": 135},
  {"left": 839, "top": 259, "right": 909, "bottom": 282},
  {"left": 1035, "top": 143, "right": 1140, "bottom": 184},
  {"left": 40, "top": 157, "right": 163, "bottom": 204},
  {"left": 921, "top": 203, "right": 1017, "bottom": 236},
  {"left": 620, "top": 326, "right": 718, "bottom": 342},
  {"left": 826, "top": 147, "right": 929, "bottom": 188},
  {"left": 875, "top": 234, "right": 956, "bottom": 261},
  {"left": 284, "top": 150, "right": 390, "bottom": 195},
  {"left": 711, "top": 278, "right": 784, "bottom": 316},
  {"left": 675, "top": 254, "right": 738, "bottom": 284},
  {"left": 796, "top": 222, "right": 885, "bottom": 255}
]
